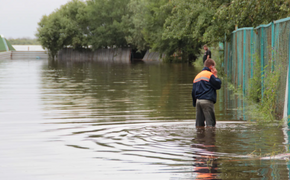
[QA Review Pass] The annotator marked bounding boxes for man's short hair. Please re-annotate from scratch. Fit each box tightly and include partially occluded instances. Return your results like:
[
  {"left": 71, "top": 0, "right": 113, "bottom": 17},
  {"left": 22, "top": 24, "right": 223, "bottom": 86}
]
[
  {"left": 203, "top": 44, "right": 208, "bottom": 48},
  {"left": 204, "top": 59, "right": 216, "bottom": 68}
]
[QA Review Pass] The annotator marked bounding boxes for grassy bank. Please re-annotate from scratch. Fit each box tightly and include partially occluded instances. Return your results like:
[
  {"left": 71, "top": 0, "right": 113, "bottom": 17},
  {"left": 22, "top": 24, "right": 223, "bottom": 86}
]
[{"left": 226, "top": 54, "right": 284, "bottom": 125}]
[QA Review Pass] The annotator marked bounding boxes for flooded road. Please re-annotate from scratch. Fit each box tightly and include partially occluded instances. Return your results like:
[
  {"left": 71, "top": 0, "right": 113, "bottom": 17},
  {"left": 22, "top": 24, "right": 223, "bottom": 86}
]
[{"left": 0, "top": 59, "right": 289, "bottom": 179}]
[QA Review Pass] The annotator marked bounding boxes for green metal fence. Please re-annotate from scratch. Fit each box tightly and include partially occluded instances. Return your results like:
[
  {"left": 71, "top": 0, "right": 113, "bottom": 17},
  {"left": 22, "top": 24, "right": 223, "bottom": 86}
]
[{"left": 224, "top": 17, "right": 290, "bottom": 119}]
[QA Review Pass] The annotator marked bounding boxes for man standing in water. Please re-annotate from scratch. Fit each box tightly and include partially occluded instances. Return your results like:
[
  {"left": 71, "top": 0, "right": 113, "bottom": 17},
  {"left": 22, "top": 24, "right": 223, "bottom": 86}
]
[
  {"left": 203, "top": 45, "right": 211, "bottom": 64},
  {"left": 192, "top": 59, "right": 222, "bottom": 127}
]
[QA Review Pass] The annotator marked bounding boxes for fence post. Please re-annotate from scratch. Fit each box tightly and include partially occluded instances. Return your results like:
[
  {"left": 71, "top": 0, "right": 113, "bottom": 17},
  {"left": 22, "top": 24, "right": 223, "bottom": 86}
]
[
  {"left": 224, "top": 41, "right": 227, "bottom": 75},
  {"left": 250, "top": 29, "right": 254, "bottom": 78},
  {"left": 243, "top": 29, "right": 246, "bottom": 120},
  {"left": 243, "top": 30, "right": 246, "bottom": 96},
  {"left": 271, "top": 22, "right": 275, "bottom": 71},
  {"left": 288, "top": 34, "right": 290, "bottom": 125},
  {"left": 261, "top": 27, "right": 264, "bottom": 99},
  {"left": 237, "top": 32, "right": 241, "bottom": 87},
  {"left": 228, "top": 40, "right": 230, "bottom": 78}
]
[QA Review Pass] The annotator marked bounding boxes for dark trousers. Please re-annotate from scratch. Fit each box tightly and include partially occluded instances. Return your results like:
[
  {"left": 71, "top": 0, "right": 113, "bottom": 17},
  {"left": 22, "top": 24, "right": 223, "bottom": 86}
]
[{"left": 196, "top": 99, "right": 216, "bottom": 127}]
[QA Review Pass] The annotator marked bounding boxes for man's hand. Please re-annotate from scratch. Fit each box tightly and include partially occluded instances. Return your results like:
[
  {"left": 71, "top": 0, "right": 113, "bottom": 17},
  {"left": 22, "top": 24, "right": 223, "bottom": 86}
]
[
  {"left": 211, "top": 67, "right": 218, "bottom": 78},
  {"left": 207, "top": 55, "right": 210, "bottom": 60}
]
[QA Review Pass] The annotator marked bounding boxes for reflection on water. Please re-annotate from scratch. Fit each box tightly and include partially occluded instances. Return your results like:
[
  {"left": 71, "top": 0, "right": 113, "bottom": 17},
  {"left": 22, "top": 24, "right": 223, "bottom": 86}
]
[
  {"left": 192, "top": 128, "right": 219, "bottom": 180},
  {"left": 0, "top": 59, "right": 289, "bottom": 179}
]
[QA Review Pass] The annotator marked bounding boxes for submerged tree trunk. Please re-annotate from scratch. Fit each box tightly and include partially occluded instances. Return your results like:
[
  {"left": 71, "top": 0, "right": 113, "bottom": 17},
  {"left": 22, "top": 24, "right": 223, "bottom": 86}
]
[{"left": 48, "top": 50, "right": 56, "bottom": 61}]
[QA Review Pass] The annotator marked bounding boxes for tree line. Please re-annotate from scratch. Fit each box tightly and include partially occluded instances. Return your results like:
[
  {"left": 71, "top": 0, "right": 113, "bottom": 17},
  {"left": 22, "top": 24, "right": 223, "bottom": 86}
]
[
  {"left": 8, "top": 38, "right": 40, "bottom": 45},
  {"left": 36, "top": 0, "right": 290, "bottom": 61}
]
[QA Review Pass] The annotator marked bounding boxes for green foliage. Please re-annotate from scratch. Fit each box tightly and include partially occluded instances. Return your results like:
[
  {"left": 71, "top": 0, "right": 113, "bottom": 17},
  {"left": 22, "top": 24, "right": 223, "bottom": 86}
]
[
  {"left": 193, "top": 53, "right": 203, "bottom": 67},
  {"left": 213, "top": 0, "right": 290, "bottom": 41},
  {"left": 36, "top": 0, "right": 290, "bottom": 61},
  {"left": 8, "top": 38, "right": 40, "bottom": 45},
  {"left": 193, "top": 45, "right": 224, "bottom": 78},
  {"left": 36, "top": 0, "right": 88, "bottom": 59},
  {"left": 230, "top": 53, "right": 282, "bottom": 125},
  {"left": 260, "top": 68, "right": 281, "bottom": 121},
  {"left": 212, "top": 46, "right": 224, "bottom": 76},
  {"left": 36, "top": 13, "right": 63, "bottom": 59},
  {"left": 162, "top": 0, "right": 228, "bottom": 57},
  {"left": 141, "top": 0, "right": 177, "bottom": 58},
  {"left": 86, "top": 0, "right": 130, "bottom": 49},
  {"left": 246, "top": 70, "right": 281, "bottom": 124},
  {"left": 122, "top": 0, "right": 150, "bottom": 51},
  {"left": 247, "top": 54, "right": 261, "bottom": 103},
  {"left": 58, "top": 0, "right": 89, "bottom": 49}
]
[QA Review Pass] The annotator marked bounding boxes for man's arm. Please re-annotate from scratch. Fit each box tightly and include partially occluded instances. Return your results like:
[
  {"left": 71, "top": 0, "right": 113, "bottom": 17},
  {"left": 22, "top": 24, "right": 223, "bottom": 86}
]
[
  {"left": 206, "top": 50, "right": 211, "bottom": 60},
  {"left": 208, "top": 50, "right": 211, "bottom": 58},
  {"left": 192, "top": 83, "right": 196, "bottom": 107},
  {"left": 209, "top": 75, "right": 222, "bottom": 90}
]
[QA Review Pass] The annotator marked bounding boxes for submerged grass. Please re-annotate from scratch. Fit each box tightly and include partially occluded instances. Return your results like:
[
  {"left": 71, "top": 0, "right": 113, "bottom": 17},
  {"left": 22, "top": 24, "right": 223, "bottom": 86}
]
[{"left": 226, "top": 52, "right": 285, "bottom": 126}]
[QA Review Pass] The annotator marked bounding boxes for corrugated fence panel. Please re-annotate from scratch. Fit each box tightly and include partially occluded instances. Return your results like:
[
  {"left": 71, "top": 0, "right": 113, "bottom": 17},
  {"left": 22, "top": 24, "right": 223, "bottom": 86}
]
[
  {"left": 57, "top": 48, "right": 131, "bottom": 63},
  {"left": 0, "top": 51, "right": 11, "bottom": 60},
  {"left": 142, "top": 50, "right": 165, "bottom": 62},
  {"left": 12, "top": 51, "right": 48, "bottom": 60}
]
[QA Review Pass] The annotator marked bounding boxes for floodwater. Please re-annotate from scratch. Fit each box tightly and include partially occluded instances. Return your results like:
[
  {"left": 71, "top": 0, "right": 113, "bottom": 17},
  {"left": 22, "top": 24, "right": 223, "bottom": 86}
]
[{"left": 0, "top": 59, "right": 290, "bottom": 180}]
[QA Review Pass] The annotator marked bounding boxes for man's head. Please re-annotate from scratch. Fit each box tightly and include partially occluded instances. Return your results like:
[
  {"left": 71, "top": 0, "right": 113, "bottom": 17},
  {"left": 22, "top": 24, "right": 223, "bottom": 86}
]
[
  {"left": 204, "top": 59, "right": 216, "bottom": 69},
  {"left": 203, "top": 44, "right": 208, "bottom": 51}
]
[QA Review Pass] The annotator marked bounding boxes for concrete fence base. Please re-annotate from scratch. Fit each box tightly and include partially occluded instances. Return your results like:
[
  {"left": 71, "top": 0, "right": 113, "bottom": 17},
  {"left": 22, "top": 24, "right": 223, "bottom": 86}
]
[
  {"left": 0, "top": 51, "right": 49, "bottom": 60},
  {"left": 11, "top": 51, "right": 48, "bottom": 60},
  {"left": 142, "top": 50, "right": 165, "bottom": 62},
  {"left": 0, "top": 51, "right": 11, "bottom": 60},
  {"left": 0, "top": 49, "right": 165, "bottom": 63},
  {"left": 57, "top": 48, "right": 131, "bottom": 63}
]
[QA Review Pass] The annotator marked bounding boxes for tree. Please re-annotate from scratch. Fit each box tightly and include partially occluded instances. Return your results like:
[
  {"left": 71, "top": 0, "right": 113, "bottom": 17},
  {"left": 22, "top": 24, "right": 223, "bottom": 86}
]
[
  {"left": 162, "top": 0, "right": 231, "bottom": 60},
  {"left": 36, "top": 0, "right": 88, "bottom": 59},
  {"left": 86, "top": 0, "right": 130, "bottom": 49},
  {"left": 36, "top": 0, "right": 290, "bottom": 61},
  {"left": 213, "top": 0, "right": 290, "bottom": 41},
  {"left": 127, "top": 0, "right": 189, "bottom": 61},
  {"left": 58, "top": 0, "right": 89, "bottom": 49},
  {"left": 36, "top": 13, "right": 65, "bottom": 59},
  {"left": 122, "top": 0, "right": 150, "bottom": 51}
]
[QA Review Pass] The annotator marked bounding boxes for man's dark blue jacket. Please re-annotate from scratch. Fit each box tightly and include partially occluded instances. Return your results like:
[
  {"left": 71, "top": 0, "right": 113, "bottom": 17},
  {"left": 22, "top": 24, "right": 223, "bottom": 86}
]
[{"left": 192, "top": 67, "right": 222, "bottom": 107}]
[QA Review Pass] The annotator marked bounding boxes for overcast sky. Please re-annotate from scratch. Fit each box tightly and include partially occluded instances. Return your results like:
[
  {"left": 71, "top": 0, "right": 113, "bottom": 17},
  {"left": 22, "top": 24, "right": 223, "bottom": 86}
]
[{"left": 0, "top": 0, "right": 72, "bottom": 38}]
